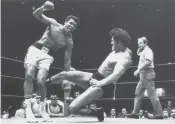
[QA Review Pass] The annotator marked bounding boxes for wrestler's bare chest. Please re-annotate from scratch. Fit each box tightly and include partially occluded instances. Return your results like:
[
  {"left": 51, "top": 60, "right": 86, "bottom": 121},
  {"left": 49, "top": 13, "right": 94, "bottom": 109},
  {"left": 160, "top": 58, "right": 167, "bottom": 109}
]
[
  {"left": 40, "top": 25, "right": 73, "bottom": 51},
  {"left": 50, "top": 25, "right": 72, "bottom": 46}
]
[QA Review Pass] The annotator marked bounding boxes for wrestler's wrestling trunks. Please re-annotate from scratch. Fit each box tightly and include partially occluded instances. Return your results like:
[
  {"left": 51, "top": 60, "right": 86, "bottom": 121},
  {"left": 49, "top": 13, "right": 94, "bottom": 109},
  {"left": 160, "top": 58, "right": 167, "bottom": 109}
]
[
  {"left": 90, "top": 71, "right": 113, "bottom": 91},
  {"left": 89, "top": 71, "right": 105, "bottom": 87},
  {"left": 33, "top": 42, "right": 54, "bottom": 56},
  {"left": 91, "top": 71, "right": 105, "bottom": 81}
]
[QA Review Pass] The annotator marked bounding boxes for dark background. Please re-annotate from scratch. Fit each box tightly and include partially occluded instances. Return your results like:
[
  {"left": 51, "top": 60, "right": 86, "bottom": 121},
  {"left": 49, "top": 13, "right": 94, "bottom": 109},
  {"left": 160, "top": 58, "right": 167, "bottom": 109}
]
[{"left": 1, "top": 0, "right": 175, "bottom": 116}]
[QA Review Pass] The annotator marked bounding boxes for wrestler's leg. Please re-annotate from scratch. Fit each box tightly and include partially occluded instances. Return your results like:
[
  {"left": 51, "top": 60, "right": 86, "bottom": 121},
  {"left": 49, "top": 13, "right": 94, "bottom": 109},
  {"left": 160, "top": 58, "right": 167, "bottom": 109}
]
[
  {"left": 69, "top": 86, "right": 103, "bottom": 114},
  {"left": 36, "top": 68, "right": 51, "bottom": 122},
  {"left": 49, "top": 71, "right": 93, "bottom": 89}
]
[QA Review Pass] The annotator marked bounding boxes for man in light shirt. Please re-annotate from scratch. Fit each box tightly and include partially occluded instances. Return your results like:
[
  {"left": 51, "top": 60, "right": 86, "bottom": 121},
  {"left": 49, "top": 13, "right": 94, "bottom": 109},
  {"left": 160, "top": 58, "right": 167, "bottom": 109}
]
[
  {"left": 127, "top": 37, "right": 163, "bottom": 119},
  {"left": 46, "top": 28, "right": 132, "bottom": 122},
  {"left": 46, "top": 95, "right": 64, "bottom": 117}
]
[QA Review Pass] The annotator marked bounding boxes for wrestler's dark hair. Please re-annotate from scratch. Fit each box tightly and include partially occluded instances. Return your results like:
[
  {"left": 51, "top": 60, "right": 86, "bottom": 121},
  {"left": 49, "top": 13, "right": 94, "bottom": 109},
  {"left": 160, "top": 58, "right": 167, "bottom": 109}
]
[
  {"left": 65, "top": 15, "right": 80, "bottom": 26},
  {"left": 110, "top": 28, "right": 131, "bottom": 47}
]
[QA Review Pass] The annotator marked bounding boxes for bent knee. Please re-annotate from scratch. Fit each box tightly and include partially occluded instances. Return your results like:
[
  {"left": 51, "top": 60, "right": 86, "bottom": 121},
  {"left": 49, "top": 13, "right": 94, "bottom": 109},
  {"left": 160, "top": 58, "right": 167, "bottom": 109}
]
[{"left": 90, "top": 87, "right": 104, "bottom": 98}]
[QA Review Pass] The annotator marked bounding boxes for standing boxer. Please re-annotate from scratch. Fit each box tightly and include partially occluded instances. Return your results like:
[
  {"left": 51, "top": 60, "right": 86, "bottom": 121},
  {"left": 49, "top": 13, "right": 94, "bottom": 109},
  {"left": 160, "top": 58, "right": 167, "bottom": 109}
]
[{"left": 23, "top": 1, "right": 80, "bottom": 122}]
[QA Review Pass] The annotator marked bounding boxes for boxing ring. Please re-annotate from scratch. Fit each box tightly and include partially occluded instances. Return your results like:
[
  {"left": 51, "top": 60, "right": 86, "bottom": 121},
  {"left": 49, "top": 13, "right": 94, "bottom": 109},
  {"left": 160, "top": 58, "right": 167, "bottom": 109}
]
[{"left": 1, "top": 56, "right": 175, "bottom": 123}]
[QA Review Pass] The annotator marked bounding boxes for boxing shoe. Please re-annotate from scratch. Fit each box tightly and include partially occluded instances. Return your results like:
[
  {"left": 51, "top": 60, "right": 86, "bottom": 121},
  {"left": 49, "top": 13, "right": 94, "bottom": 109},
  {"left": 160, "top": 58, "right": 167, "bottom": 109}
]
[
  {"left": 39, "top": 101, "right": 52, "bottom": 122},
  {"left": 24, "top": 99, "right": 38, "bottom": 123},
  {"left": 95, "top": 107, "right": 104, "bottom": 122},
  {"left": 126, "top": 113, "right": 139, "bottom": 119}
]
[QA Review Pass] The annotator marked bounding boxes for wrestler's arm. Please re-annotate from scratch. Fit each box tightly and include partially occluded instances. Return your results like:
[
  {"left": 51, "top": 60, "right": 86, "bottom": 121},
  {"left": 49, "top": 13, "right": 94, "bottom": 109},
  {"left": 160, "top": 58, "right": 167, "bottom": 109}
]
[
  {"left": 64, "top": 44, "right": 73, "bottom": 71},
  {"left": 33, "top": 1, "right": 58, "bottom": 26},
  {"left": 100, "top": 55, "right": 132, "bottom": 86}
]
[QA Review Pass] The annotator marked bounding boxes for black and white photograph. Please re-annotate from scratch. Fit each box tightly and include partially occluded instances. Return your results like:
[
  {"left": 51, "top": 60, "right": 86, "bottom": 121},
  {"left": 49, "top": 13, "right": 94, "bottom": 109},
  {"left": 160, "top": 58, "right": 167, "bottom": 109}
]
[{"left": 1, "top": 0, "right": 175, "bottom": 123}]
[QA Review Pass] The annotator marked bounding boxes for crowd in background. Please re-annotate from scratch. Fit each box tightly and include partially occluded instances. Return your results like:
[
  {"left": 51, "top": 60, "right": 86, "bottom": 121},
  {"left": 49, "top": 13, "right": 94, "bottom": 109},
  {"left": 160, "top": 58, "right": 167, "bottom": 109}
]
[{"left": 1, "top": 90, "right": 175, "bottom": 119}]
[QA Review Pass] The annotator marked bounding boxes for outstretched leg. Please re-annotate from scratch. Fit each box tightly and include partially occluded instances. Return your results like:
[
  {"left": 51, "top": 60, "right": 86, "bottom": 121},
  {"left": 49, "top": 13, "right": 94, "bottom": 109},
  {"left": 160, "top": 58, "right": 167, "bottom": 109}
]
[{"left": 48, "top": 70, "right": 93, "bottom": 89}]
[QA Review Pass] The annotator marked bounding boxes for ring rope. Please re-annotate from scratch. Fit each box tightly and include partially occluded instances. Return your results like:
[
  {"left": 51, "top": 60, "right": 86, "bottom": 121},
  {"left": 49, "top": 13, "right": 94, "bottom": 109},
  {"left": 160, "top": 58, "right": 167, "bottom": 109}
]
[
  {"left": 2, "top": 74, "right": 174, "bottom": 102},
  {"left": 2, "top": 56, "right": 175, "bottom": 101},
  {"left": 1, "top": 94, "right": 25, "bottom": 98},
  {"left": 1, "top": 56, "right": 175, "bottom": 71},
  {"left": 97, "top": 97, "right": 175, "bottom": 100},
  {"left": 2, "top": 94, "right": 175, "bottom": 101},
  {"left": 1, "top": 74, "right": 175, "bottom": 85},
  {"left": 1, "top": 56, "right": 64, "bottom": 70},
  {"left": 1, "top": 56, "right": 24, "bottom": 63},
  {"left": 1, "top": 74, "right": 26, "bottom": 80},
  {"left": 114, "top": 79, "right": 175, "bottom": 85}
]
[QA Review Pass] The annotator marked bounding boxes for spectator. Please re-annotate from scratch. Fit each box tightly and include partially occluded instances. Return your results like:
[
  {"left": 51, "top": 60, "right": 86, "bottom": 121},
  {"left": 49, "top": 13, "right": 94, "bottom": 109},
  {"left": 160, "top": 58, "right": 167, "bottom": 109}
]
[
  {"left": 73, "top": 91, "right": 80, "bottom": 98},
  {"left": 163, "top": 110, "right": 169, "bottom": 118},
  {"left": 89, "top": 103, "right": 107, "bottom": 117},
  {"left": 1, "top": 105, "right": 12, "bottom": 119},
  {"left": 118, "top": 108, "right": 128, "bottom": 118},
  {"left": 164, "top": 101, "right": 173, "bottom": 118},
  {"left": 65, "top": 91, "right": 80, "bottom": 104},
  {"left": 171, "top": 109, "right": 175, "bottom": 119},
  {"left": 144, "top": 110, "right": 149, "bottom": 118},
  {"left": 15, "top": 101, "right": 27, "bottom": 118},
  {"left": 1, "top": 111, "right": 9, "bottom": 119},
  {"left": 46, "top": 95, "right": 64, "bottom": 117},
  {"left": 109, "top": 108, "right": 116, "bottom": 118},
  {"left": 138, "top": 110, "right": 145, "bottom": 119}
]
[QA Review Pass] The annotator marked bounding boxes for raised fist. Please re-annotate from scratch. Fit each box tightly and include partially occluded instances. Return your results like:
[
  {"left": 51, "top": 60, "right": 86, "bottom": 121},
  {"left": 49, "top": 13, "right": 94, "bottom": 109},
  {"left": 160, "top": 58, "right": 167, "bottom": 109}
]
[{"left": 43, "top": 1, "right": 54, "bottom": 10}]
